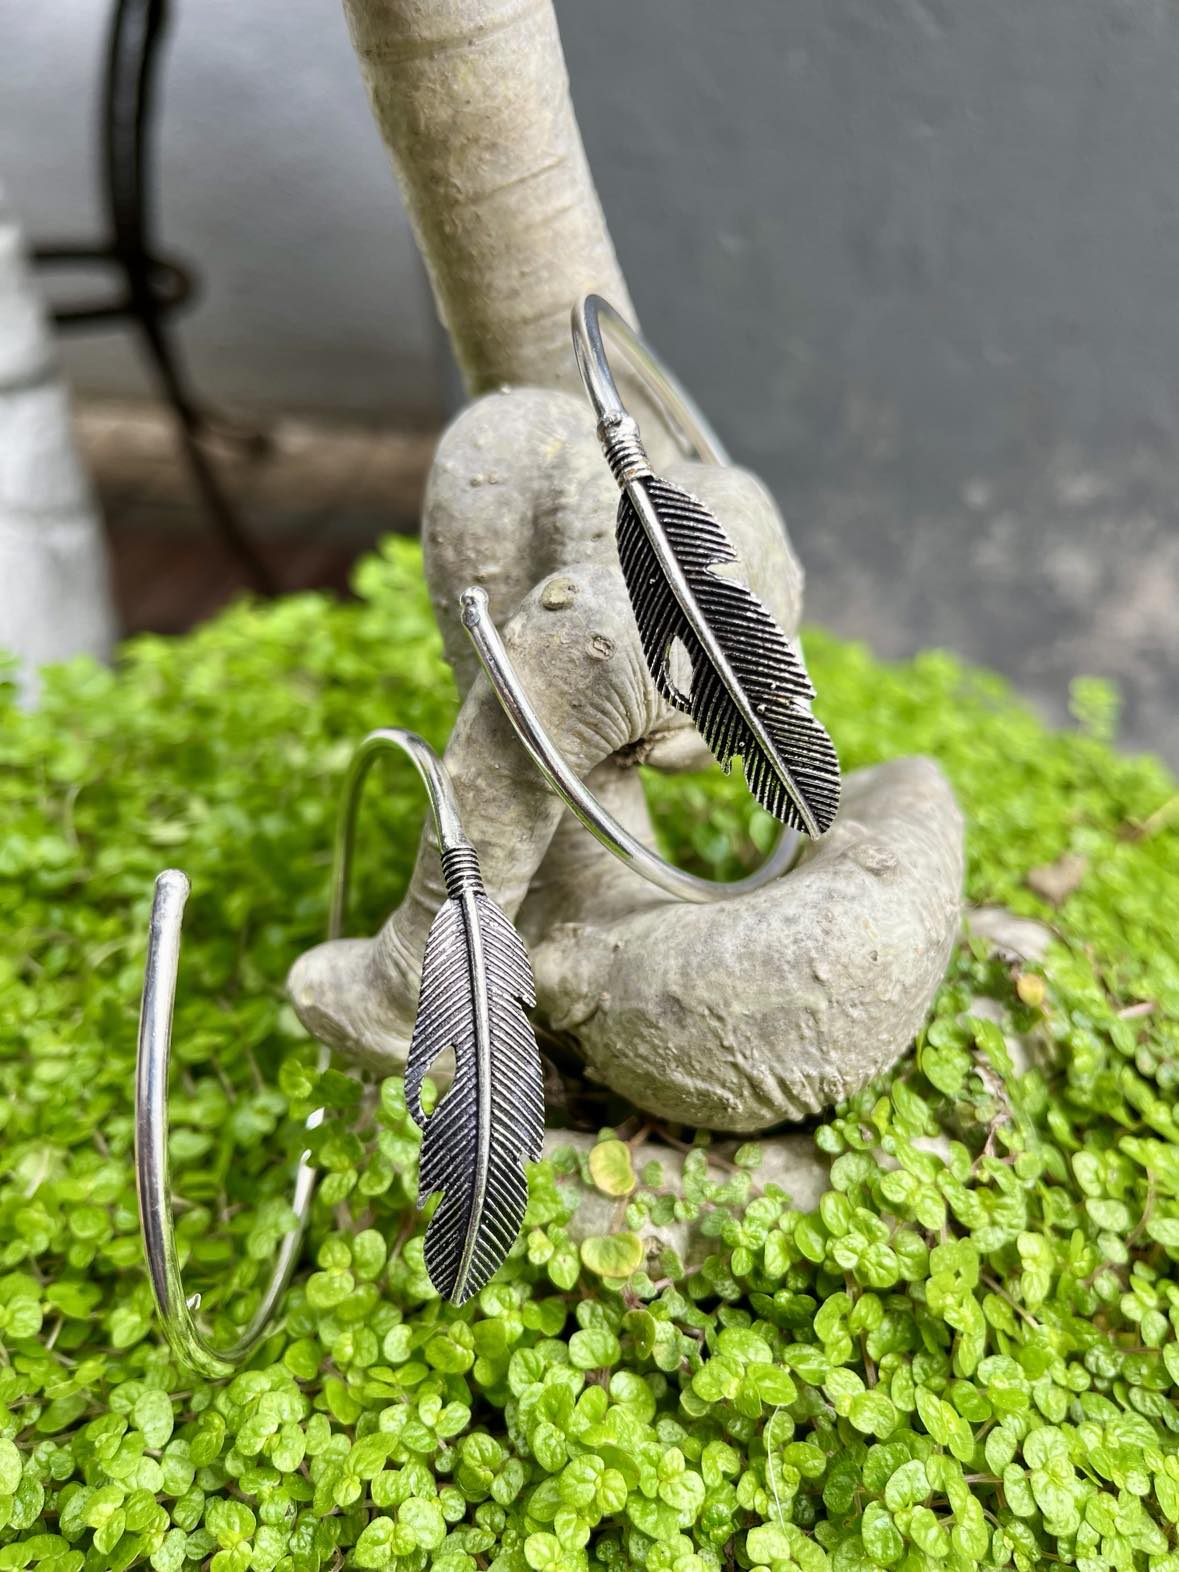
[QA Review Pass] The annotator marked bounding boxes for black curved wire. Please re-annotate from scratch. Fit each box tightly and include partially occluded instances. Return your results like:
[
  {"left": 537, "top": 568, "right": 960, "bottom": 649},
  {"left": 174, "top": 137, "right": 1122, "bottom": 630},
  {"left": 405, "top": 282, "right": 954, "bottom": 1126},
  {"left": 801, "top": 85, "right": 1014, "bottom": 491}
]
[{"left": 31, "top": 0, "right": 274, "bottom": 591}]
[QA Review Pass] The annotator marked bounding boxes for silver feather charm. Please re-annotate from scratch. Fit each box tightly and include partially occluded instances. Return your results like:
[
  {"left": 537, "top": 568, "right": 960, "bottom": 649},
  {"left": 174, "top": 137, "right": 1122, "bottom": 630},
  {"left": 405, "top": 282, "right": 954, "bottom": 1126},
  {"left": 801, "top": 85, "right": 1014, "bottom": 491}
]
[
  {"left": 603, "top": 417, "right": 841, "bottom": 837},
  {"left": 404, "top": 842, "right": 543, "bottom": 1305}
]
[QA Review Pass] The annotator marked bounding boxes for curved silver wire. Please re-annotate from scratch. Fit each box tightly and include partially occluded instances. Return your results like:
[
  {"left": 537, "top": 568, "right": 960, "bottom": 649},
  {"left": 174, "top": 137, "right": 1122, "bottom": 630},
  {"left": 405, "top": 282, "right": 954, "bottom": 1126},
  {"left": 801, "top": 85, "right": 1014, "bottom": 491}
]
[
  {"left": 460, "top": 588, "right": 800, "bottom": 903},
  {"left": 457, "top": 295, "right": 799, "bottom": 902},
  {"left": 329, "top": 727, "right": 468, "bottom": 939},
  {"left": 135, "top": 728, "right": 464, "bottom": 1378},
  {"left": 571, "top": 294, "right": 729, "bottom": 465}
]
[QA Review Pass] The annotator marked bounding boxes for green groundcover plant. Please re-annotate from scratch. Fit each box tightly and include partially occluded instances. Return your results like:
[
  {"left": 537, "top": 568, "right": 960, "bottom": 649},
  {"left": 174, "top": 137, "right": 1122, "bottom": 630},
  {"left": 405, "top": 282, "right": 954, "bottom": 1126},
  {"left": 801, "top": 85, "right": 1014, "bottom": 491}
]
[{"left": 3, "top": 538, "right": 1179, "bottom": 1572}]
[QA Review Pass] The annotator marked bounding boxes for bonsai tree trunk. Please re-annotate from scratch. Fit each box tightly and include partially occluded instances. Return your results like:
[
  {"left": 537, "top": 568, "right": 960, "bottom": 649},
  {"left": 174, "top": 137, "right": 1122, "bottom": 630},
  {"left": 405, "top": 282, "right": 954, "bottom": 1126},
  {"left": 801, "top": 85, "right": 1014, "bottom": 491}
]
[
  {"left": 290, "top": 0, "right": 965, "bottom": 1134},
  {"left": 0, "top": 186, "right": 115, "bottom": 701},
  {"left": 341, "top": 0, "right": 634, "bottom": 395}
]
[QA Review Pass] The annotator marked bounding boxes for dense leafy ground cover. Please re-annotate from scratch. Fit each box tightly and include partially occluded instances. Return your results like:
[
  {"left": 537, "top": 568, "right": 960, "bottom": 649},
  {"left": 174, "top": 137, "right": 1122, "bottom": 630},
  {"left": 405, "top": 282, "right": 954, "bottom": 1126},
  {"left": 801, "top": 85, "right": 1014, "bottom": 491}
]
[{"left": 2, "top": 539, "right": 1179, "bottom": 1572}]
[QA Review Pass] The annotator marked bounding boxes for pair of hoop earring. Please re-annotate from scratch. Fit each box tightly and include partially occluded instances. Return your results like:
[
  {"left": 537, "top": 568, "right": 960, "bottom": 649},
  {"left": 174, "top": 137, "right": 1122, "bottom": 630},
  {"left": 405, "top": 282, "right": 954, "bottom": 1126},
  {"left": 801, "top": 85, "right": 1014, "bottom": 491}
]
[{"left": 137, "top": 297, "right": 842, "bottom": 1377}]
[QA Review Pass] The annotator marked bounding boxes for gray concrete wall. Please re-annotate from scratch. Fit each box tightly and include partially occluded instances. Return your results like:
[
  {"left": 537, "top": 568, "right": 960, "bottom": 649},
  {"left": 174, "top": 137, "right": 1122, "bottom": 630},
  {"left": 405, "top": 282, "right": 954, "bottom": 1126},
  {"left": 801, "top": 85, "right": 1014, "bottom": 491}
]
[
  {"left": 5, "top": 0, "right": 1178, "bottom": 760},
  {"left": 558, "top": 0, "right": 1179, "bottom": 764},
  {"left": 2, "top": 0, "right": 440, "bottom": 420}
]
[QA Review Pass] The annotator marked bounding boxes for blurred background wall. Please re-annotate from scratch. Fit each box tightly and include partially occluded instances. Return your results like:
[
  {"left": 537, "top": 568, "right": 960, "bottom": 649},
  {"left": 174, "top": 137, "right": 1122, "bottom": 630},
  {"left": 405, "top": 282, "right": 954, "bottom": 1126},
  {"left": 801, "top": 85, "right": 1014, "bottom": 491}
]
[
  {"left": 5, "top": 0, "right": 1178, "bottom": 760},
  {"left": 3, "top": 0, "right": 440, "bottom": 419}
]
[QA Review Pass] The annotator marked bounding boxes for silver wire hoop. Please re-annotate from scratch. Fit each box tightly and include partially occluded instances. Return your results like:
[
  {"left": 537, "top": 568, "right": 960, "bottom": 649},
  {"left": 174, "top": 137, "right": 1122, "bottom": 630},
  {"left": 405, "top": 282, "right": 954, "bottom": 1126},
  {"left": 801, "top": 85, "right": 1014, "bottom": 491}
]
[
  {"left": 460, "top": 587, "right": 800, "bottom": 903},
  {"left": 456, "top": 294, "right": 803, "bottom": 902},
  {"left": 135, "top": 728, "right": 462, "bottom": 1378},
  {"left": 571, "top": 293, "right": 729, "bottom": 466}
]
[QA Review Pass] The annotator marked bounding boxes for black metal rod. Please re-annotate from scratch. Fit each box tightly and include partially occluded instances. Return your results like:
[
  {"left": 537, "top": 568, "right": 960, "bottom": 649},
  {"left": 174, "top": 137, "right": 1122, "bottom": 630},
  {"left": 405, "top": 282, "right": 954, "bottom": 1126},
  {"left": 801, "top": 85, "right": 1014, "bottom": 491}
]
[{"left": 32, "top": 0, "right": 275, "bottom": 593}]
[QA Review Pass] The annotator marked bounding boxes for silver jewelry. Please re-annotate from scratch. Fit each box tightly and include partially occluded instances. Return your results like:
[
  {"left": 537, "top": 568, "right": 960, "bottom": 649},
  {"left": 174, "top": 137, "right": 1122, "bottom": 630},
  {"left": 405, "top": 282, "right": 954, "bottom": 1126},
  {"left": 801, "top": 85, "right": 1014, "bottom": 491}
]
[
  {"left": 575, "top": 295, "right": 840, "bottom": 837},
  {"left": 461, "top": 586, "right": 801, "bottom": 902},
  {"left": 136, "top": 727, "right": 542, "bottom": 1377},
  {"left": 458, "top": 295, "right": 840, "bottom": 903}
]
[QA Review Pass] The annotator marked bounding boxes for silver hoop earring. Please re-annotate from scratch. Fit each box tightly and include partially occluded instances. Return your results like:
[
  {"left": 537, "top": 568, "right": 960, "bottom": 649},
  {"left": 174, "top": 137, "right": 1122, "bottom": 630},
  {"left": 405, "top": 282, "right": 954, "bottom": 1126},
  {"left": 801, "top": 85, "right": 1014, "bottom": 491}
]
[
  {"left": 136, "top": 728, "right": 542, "bottom": 1377},
  {"left": 459, "top": 296, "right": 840, "bottom": 904}
]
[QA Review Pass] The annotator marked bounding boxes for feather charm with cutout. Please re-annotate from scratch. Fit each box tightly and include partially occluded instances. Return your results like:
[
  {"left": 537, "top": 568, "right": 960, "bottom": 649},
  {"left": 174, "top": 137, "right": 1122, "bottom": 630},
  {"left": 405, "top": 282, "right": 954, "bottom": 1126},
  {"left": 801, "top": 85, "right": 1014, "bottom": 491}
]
[
  {"left": 603, "top": 417, "right": 841, "bottom": 836},
  {"left": 404, "top": 843, "right": 543, "bottom": 1305}
]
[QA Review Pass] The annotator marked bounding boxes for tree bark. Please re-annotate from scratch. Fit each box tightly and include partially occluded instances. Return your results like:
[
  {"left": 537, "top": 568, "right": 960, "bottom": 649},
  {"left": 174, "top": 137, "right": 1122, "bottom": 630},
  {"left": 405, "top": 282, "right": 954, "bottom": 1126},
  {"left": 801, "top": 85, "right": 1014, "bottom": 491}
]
[
  {"left": 340, "top": 0, "right": 635, "bottom": 395},
  {"left": 298, "top": 0, "right": 967, "bottom": 1131}
]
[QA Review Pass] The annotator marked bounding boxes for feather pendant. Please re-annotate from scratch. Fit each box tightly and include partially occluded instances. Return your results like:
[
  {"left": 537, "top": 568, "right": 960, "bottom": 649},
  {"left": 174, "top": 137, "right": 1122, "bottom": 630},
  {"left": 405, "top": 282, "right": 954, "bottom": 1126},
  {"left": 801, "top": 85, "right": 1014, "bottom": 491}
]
[
  {"left": 605, "top": 421, "right": 841, "bottom": 836},
  {"left": 403, "top": 842, "right": 543, "bottom": 1305}
]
